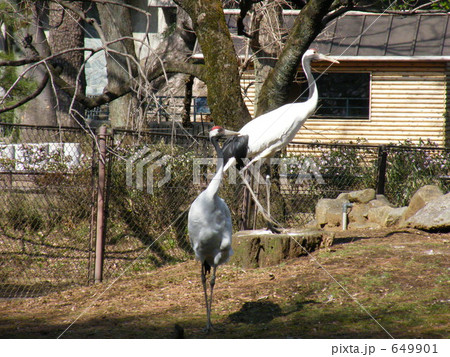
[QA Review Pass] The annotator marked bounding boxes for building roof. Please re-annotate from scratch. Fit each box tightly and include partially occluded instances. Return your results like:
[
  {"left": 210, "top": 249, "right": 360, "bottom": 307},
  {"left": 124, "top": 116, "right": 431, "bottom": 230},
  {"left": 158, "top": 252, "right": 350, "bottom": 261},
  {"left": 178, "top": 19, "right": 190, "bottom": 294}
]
[
  {"left": 314, "top": 12, "right": 450, "bottom": 60},
  {"left": 193, "top": 11, "right": 450, "bottom": 61}
]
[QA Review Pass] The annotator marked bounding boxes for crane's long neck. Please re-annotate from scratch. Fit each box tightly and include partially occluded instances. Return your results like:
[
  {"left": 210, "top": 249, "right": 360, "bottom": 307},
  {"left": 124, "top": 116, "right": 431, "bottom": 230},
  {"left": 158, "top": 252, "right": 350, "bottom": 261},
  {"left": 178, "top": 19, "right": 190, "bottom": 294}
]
[
  {"left": 205, "top": 137, "right": 224, "bottom": 197},
  {"left": 302, "top": 56, "right": 318, "bottom": 115}
]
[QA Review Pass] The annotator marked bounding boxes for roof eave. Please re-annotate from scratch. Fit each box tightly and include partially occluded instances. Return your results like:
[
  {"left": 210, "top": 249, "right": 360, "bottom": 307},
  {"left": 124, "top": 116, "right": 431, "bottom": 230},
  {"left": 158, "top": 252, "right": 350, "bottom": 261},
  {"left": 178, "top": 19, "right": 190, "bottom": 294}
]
[
  {"left": 333, "top": 56, "right": 450, "bottom": 61},
  {"left": 191, "top": 54, "right": 450, "bottom": 61}
]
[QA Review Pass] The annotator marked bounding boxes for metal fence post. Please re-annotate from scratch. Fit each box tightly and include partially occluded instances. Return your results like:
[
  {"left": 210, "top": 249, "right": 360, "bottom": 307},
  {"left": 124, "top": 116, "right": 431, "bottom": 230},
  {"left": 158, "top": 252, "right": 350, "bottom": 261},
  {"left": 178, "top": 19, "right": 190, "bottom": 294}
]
[
  {"left": 376, "top": 145, "right": 388, "bottom": 195},
  {"left": 95, "top": 125, "right": 108, "bottom": 283}
]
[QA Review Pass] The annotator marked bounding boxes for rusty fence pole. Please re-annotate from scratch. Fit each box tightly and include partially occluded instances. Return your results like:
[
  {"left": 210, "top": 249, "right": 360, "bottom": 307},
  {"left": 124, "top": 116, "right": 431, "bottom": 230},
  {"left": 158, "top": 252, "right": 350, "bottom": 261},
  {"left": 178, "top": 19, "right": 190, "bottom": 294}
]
[
  {"left": 87, "top": 135, "right": 98, "bottom": 283},
  {"left": 376, "top": 145, "right": 388, "bottom": 195},
  {"left": 95, "top": 125, "right": 108, "bottom": 283}
]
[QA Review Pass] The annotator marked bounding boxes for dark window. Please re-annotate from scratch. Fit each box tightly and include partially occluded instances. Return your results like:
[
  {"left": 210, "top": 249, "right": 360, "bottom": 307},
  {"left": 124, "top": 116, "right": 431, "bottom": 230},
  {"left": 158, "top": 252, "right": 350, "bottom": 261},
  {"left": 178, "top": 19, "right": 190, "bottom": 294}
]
[{"left": 296, "top": 72, "right": 370, "bottom": 119}]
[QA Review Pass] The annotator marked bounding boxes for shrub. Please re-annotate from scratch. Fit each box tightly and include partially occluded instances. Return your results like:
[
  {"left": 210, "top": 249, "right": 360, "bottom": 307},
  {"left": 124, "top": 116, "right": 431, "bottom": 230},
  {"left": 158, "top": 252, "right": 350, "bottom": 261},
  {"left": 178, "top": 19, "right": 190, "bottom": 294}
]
[
  {"left": 106, "top": 141, "right": 201, "bottom": 262},
  {"left": 385, "top": 139, "right": 450, "bottom": 206}
]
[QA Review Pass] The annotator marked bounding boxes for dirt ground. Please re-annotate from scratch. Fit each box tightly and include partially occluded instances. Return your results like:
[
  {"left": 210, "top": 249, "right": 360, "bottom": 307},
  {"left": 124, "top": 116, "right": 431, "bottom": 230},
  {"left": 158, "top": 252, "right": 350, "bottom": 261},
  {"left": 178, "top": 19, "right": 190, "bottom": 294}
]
[{"left": 0, "top": 228, "right": 448, "bottom": 339}]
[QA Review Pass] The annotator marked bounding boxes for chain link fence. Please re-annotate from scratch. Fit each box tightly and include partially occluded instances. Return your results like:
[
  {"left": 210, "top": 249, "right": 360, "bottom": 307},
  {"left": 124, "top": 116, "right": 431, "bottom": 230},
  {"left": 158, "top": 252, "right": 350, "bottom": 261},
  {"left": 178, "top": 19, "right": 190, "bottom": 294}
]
[
  {"left": 382, "top": 143, "right": 450, "bottom": 207},
  {"left": 0, "top": 124, "right": 95, "bottom": 298},
  {"left": 250, "top": 141, "right": 380, "bottom": 229},
  {"left": 100, "top": 128, "right": 212, "bottom": 280},
  {"left": 1, "top": 123, "right": 449, "bottom": 298}
]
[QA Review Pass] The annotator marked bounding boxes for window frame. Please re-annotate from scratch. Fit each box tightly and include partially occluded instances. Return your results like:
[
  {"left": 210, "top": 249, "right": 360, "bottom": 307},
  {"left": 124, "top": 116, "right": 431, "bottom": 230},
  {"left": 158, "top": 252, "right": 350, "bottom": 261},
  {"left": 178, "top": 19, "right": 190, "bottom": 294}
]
[{"left": 296, "top": 71, "right": 372, "bottom": 121}]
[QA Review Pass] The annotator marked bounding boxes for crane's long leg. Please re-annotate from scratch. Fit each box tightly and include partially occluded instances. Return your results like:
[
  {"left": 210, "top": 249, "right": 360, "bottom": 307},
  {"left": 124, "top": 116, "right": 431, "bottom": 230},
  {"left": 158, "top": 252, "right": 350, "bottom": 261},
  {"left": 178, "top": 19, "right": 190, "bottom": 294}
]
[
  {"left": 238, "top": 170, "right": 278, "bottom": 227},
  {"left": 239, "top": 163, "right": 281, "bottom": 233},
  {"left": 208, "top": 266, "right": 217, "bottom": 330},
  {"left": 265, "top": 174, "right": 271, "bottom": 216},
  {"left": 201, "top": 264, "right": 212, "bottom": 332}
]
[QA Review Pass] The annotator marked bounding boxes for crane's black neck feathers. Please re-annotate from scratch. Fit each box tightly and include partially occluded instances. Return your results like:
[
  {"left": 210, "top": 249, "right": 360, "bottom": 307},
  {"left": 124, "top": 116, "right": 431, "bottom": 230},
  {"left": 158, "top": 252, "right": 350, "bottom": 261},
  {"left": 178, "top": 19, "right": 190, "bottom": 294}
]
[
  {"left": 222, "top": 135, "right": 249, "bottom": 170},
  {"left": 210, "top": 136, "right": 223, "bottom": 159}
]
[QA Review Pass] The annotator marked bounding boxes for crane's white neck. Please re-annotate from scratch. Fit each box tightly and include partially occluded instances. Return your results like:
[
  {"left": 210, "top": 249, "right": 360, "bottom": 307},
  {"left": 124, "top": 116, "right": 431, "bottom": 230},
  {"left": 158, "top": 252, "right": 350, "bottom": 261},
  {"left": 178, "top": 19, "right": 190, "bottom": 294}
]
[
  {"left": 301, "top": 56, "right": 318, "bottom": 116},
  {"left": 205, "top": 138, "right": 224, "bottom": 197}
]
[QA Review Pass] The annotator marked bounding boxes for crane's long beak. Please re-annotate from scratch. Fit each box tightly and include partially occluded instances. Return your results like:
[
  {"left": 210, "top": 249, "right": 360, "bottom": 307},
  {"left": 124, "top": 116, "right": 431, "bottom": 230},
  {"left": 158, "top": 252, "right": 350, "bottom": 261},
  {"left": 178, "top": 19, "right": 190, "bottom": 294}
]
[
  {"left": 317, "top": 53, "right": 340, "bottom": 64},
  {"left": 222, "top": 129, "right": 240, "bottom": 136}
]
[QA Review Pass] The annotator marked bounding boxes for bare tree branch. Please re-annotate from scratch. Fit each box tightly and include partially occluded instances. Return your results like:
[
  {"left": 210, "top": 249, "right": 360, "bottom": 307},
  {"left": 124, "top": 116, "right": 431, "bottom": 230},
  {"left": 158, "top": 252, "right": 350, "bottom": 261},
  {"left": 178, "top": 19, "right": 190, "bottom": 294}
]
[
  {"left": 0, "top": 72, "right": 49, "bottom": 114},
  {"left": 0, "top": 57, "right": 40, "bottom": 67}
]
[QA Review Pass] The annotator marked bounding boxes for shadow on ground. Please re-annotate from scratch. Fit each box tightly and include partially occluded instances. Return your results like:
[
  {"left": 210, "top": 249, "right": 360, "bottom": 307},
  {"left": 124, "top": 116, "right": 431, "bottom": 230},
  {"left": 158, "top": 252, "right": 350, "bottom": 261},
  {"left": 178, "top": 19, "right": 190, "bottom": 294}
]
[{"left": 1, "top": 299, "right": 446, "bottom": 339}]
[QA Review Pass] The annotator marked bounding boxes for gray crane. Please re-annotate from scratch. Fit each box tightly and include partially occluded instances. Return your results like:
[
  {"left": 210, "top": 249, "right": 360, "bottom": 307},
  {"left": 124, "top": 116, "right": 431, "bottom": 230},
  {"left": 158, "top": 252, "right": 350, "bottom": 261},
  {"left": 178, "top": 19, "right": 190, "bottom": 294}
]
[{"left": 188, "top": 125, "right": 239, "bottom": 332}]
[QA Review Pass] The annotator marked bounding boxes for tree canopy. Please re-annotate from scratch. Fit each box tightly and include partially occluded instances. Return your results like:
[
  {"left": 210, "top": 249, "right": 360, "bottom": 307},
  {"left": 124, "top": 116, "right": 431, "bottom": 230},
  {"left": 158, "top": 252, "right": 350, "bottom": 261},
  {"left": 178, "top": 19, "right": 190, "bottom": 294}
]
[{"left": 0, "top": 0, "right": 447, "bottom": 129}]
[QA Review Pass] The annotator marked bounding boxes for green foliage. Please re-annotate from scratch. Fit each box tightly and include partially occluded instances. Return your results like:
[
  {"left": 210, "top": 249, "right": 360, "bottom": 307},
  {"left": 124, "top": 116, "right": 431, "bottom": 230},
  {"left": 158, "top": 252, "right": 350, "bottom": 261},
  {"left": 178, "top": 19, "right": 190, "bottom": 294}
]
[
  {"left": 0, "top": 1, "right": 18, "bottom": 29},
  {"left": 106, "top": 141, "right": 200, "bottom": 260},
  {"left": 281, "top": 142, "right": 377, "bottom": 197},
  {"left": 0, "top": 53, "right": 38, "bottom": 124},
  {"left": 0, "top": 0, "right": 35, "bottom": 31},
  {"left": 434, "top": 1, "right": 450, "bottom": 11},
  {"left": 5, "top": 199, "right": 43, "bottom": 232},
  {"left": 0, "top": 142, "right": 93, "bottom": 234},
  {"left": 385, "top": 139, "right": 450, "bottom": 206}
]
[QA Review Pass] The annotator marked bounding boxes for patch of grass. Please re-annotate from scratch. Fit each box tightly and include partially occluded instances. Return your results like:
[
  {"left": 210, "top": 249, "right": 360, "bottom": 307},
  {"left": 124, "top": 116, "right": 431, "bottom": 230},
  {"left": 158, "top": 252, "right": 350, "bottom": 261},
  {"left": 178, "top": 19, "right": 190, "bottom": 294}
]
[{"left": 0, "top": 231, "right": 448, "bottom": 338}]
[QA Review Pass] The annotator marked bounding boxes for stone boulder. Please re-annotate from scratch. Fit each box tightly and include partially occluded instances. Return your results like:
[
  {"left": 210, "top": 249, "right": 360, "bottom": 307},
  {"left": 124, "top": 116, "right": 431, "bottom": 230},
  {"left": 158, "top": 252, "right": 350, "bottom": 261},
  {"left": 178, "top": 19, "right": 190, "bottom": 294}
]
[
  {"left": 406, "top": 193, "right": 450, "bottom": 232},
  {"left": 366, "top": 205, "right": 406, "bottom": 227},
  {"left": 314, "top": 186, "right": 449, "bottom": 230},
  {"left": 375, "top": 194, "right": 394, "bottom": 207},
  {"left": 403, "top": 185, "right": 443, "bottom": 221},
  {"left": 385, "top": 207, "right": 408, "bottom": 227},
  {"left": 367, "top": 205, "right": 393, "bottom": 226},
  {"left": 316, "top": 198, "right": 350, "bottom": 228},
  {"left": 337, "top": 189, "right": 376, "bottom": 204},
  {"left": 348, "top": 203, "right": 370, "bottom": 225}
]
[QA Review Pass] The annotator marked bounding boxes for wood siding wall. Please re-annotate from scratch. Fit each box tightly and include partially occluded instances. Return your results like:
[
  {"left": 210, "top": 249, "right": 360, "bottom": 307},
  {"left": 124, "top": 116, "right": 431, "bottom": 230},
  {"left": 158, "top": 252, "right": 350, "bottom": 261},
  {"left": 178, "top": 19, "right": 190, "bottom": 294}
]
[
  {"left": 241, "top": 61, "right": 449, "bottom": 148},
  {"left": 241, "top": 72, "right": 256, "bottom": 118}
]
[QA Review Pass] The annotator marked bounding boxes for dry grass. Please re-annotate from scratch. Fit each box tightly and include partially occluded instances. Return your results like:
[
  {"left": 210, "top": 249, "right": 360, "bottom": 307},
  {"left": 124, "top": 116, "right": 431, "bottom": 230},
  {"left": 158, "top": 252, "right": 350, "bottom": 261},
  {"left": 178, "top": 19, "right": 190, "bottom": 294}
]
[{"left": 0, "top": 229, "right": 448, "bottom": 339}]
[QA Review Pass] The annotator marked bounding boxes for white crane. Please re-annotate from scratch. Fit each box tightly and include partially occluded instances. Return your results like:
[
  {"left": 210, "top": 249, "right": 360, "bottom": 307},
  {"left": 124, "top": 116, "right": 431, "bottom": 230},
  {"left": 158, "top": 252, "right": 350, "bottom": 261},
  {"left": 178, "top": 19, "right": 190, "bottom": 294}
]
[
  {"left": 223, "top": 49, "right": 339, "bottom": 171},
  {"left": 222, "top": 49, "right": 339, "bottom": 227},
  {"left": 188, "top": 125, "right": 239, "bottom": 332}
]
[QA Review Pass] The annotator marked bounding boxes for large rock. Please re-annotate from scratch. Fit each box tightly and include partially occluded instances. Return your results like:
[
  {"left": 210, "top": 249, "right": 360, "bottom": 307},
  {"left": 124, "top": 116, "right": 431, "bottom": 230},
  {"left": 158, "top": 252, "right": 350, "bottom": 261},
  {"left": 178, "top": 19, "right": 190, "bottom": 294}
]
[
  {"left": 375, "top": 194, "right": 394, "bottom": 207},
  {"left": 316, "top": 198, "right": 349, "bottom": 228},
  {"left": 385, "top": 207, "right": 408, "bottom": 227},
  {"left": 406, "top": 193, "right": 450, "bottom": 232},
  {"left": 367, "top": 205, "right": 407, "bottom": 227},
  {"left": 348, "top": 203, "right": 370, "bottom": 224},
  {"left": 404, "top": 185, "right": 443, "bottom": 221},
  {"left": 337, "top": 189, "right": 376, "bottom": 204},
  {"left": 367, "top": 205, "right": 393, "bottom": 226},
  {"left": 231, "top": 229, "right": 324, "bottom": 268}
]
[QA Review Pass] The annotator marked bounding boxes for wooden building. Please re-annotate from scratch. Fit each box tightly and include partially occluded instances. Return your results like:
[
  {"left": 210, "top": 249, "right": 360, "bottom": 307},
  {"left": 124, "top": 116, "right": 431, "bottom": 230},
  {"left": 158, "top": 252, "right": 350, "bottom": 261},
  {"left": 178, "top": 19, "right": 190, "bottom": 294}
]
[{"left": 227, "top": 12, "right": 450, "bottom": 148}]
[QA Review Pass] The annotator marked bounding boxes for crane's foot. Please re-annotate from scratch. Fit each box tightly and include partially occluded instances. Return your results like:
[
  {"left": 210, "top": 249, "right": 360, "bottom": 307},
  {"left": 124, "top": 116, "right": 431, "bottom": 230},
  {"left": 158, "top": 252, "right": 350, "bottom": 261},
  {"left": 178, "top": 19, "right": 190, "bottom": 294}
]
[
  {"left": 202, "top": 326, "right": 212, "bottom": 334},
  {"left": 202, "top": 322, "right": 214, "bottom": 334},
  {"left": 173, "top": 324, "right": 185, "bottom": 338},
  {"left": 267, "top": 221, "right": 281, "bottom": 234},
  {"left": 202, "top": 321, "right": 224, "bottom": 333}
]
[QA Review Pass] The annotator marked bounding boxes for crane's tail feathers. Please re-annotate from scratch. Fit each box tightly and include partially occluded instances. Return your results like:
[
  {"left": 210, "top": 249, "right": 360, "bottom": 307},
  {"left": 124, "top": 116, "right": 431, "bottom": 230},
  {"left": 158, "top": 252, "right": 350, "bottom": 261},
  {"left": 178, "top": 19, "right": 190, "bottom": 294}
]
[{"left": 222, "top": 135, "right": 248, "bottom": 171}]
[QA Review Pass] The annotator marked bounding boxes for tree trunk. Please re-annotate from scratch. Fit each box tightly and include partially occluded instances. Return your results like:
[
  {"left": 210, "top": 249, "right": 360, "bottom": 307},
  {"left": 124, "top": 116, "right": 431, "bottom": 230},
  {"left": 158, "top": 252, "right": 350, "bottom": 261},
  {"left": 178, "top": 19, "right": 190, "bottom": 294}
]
[
  {"left": 48, "top": 1, "right": 85, "bottom": 127},
  {"left": 174, "top": 0, "right": 251, "bottom": 130},
  {"left": 96, "top": 0, "right": 138, "bottom": 128},
  {"left": 250, "top": 1, "right": 285, "bottom": 115},
  {"left": 255, "top": 0, "right": 335, "bottom": 116},
  {"left": 19, "top": 1, "right": 57, "bottom": 127},
  {"left": 182, "top": 75, "right": 194, "bottom": 127}
]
